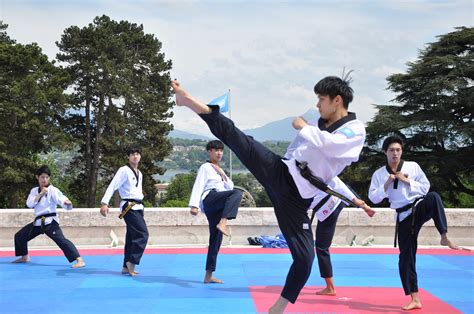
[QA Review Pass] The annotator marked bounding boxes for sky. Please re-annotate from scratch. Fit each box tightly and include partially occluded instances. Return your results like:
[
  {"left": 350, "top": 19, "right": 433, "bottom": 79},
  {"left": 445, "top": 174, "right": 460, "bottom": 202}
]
[{"left": 1, "top": 0, "right": 472, "bottom": 137}]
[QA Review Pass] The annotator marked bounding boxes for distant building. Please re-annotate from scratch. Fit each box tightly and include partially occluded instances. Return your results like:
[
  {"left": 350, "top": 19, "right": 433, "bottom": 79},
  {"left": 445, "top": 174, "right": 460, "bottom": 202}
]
[{"left": 155, "top": 183, "right": 169, "bottom": 205}]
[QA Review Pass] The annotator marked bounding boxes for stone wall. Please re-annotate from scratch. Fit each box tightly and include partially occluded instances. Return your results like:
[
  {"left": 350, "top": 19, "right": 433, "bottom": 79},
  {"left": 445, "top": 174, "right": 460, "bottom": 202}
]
[{"left": 1, "top": 208, "right": 473, "bottom": 248}]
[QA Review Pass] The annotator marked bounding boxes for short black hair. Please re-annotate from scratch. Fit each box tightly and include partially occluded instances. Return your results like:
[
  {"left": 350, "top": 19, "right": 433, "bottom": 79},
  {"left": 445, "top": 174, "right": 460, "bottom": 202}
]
[
  {"left": 382, "top": 136, "right": 404, "bottom": 152},
  {"left": 126, "top": 145, "right": 142, "bottom": 156},
  {"left": 314, "top": 76, "right": 354, "bottom": 108},
  {"left": 206, "top": 140, "right": 224, "bottom": 151},
  {"left": 35, "top": 165, "right": 51, "bottom": 176}
]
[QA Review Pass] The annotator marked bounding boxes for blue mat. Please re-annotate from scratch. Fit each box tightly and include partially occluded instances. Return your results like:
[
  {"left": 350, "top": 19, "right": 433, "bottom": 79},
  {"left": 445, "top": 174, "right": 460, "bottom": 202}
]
[{"left": 1, "top": 251, "right": 472, "bottom": 313}]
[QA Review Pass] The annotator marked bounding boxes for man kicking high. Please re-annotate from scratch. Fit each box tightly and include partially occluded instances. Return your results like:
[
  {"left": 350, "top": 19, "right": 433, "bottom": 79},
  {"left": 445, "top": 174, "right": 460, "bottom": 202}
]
[{"left": 172, "top": 76, "right": 372, "bottom": 314}]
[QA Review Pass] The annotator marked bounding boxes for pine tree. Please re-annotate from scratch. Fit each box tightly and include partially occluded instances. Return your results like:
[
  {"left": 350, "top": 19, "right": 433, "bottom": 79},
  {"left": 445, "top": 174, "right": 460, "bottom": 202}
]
[{"left": 57, "top": 15, "right": 174, "bottom": 206}]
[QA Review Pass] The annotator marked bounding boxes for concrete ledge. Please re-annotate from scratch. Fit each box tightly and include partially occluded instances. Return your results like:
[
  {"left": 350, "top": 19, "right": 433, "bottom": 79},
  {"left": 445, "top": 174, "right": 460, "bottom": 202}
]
[{"left": 1, "top": 208, "right": 473, "bottom": 248}]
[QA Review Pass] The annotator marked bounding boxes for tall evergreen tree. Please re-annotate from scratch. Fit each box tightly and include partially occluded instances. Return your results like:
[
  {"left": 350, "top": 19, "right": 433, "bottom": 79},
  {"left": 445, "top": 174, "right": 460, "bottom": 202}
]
[
  {"left": 0, "top": 23, "right": 69, "bottom": 208},
  {"left": 361, "top": 27, "right": 474, "bottom": 206},
  {"left": 56, "top": 15, "right": 174, "bottom": 206}
]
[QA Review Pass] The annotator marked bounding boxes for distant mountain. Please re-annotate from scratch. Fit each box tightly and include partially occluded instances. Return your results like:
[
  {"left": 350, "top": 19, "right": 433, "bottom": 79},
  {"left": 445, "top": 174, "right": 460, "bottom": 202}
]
[
  {"left": 242, "top": 108, "right": 320, "bottom": 141},
  {"left": 170, "top": 108, "right": 320, "bottom": 142},
  {"left": 168, "top": 129, "right": 210, "bottom": 140}
]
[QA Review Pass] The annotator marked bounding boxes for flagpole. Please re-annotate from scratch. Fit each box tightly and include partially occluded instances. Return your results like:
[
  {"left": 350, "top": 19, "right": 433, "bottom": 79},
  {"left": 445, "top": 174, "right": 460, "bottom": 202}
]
[{"left": 228, "top": 89, "right": 232, "bottom": 180}]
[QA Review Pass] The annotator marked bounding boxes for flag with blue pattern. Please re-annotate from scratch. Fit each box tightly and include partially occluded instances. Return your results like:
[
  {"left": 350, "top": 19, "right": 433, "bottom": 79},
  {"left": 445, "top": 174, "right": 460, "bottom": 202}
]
[{"left": 209, "top": 92, "right": 229, "bottom": 112}]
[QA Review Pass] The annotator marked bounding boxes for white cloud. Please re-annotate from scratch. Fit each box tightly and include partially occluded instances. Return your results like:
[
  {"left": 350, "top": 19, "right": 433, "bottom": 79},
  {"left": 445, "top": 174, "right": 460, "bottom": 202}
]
[
  {"left": 350, "top": 95, "right": 379, "bottom": 125},
  {"left": 371, "top": 65, "right": 405, "bottom": 79},
  {"left": 2, "top": 0, "right": 472, "bottom": 135}
]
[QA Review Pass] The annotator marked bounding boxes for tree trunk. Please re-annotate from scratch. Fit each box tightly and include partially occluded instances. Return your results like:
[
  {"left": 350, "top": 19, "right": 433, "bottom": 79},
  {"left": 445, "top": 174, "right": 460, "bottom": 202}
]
[
  {"left": 85, "top": 96, "right": 93, "bottom": 206},
  {"left": 87, "top": 94, "right": 105, "bottom": 207},
  {"left": 9, "top": 192, "right": 18, "bottom": 209}
]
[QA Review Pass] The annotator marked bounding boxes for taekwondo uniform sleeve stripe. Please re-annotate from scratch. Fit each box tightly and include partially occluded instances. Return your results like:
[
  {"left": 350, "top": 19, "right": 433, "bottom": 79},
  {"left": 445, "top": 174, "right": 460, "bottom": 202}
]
[
  {"left": 101, "top": 167, "right": 127, "bottom": 205},
  {"left": 189, "top": 164, "right": 208, "bottom": 209},
  {"left": 298, "top": 124, "right": 365, "bottom": 158}
]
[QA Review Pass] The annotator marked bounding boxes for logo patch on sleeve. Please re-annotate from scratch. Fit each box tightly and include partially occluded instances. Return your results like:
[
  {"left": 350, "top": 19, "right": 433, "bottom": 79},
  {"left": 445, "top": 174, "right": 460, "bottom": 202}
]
[{"left": 337, "top": 127, "right": 356, "bottom": 138}]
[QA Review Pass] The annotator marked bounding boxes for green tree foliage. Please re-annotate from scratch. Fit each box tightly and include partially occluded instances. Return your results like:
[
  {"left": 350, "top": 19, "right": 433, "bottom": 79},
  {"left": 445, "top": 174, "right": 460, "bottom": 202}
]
[
  {"left": 56, "top": 15, "right": 174, "bottom": 206},
  {"left": 160, "top": 172, "right": 196, "bottom": 207},
  {"left": 158, "top": 139, "right": 288, "bottom": 207},
  {"left": 160, "top": 138, "right": 290, "bottom": 173},
  {"left": 0, "top": 24, "right": 70, "bottom": 208},
  {"left": 160, "top": 171, "right": 273, "bottom": 208},
  {"left": 161, "top": 199, "right": 189, "bottom": 207},
  {"left": 356, "top": 27, "right": 474, "bottom": 206},
  {"left": 232, "top": 173, "right": 272, "bottom": 207},
  {"left": 0, "top": 21, "right": 14, "bottom": 44}
]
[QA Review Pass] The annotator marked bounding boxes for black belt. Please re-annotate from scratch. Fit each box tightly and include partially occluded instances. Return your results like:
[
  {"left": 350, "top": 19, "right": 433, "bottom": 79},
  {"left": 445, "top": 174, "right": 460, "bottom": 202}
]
[
  {"left": 119, "top": 199, "right": 143, "bottom": 219},
  {"left": 29, "top": 213, "right": 57, "bottom": 235},
  {"left": 295, "top": 160, "right": 359, "bottom": 208},
  {"left": 393, "top": 197, "right": 423, "bottom": 247},
  {"left": 122, "top": 199, "right": 143, "bottom": 204},
  {"left": 310, "top": 195, "right": 331, "bottom": 224}
]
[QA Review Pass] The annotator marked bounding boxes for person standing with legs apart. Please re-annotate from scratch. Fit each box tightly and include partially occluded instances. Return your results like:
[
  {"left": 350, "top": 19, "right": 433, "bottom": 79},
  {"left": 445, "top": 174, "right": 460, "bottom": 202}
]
[
  {"left": 189, "top": 140, "right": 243, "bottom": 284},
  {"left": 369, "top": 136, "right": 462, "bottom": 311},
  {"left": 100, "top": 146, "right": 149, "bottom": 276},
  {"left": 293, "top": 116, "right": 375, "bottom": 297},
  {"left": 13, "top": 165, "right": 85, "bottom": 268},
  {"left": 311, "top": 184, "right": 374, "bottom": 296},
  {"left": 172, "top": 75, "right": 372, "bottom": 314},
  {"left": 313, "top": 196, "right": 345, "bottom": 296}
]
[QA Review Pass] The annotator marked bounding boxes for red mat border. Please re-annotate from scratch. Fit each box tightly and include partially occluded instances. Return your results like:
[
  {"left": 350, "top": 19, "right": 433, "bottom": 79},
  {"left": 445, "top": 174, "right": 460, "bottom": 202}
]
[
  {"left": 249, "top": 286, "right": 463, "bottom": 314},
  {"left": 0, "top": 247, "right": 472, "bottom": 257}
]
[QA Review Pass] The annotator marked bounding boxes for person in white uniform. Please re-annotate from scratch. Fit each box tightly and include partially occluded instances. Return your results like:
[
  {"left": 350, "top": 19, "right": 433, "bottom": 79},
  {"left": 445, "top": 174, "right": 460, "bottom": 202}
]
[
  {"left": 189, "top": 140, "right": 242, "bottom": 284},
  {"left": 13, "top": 165, "right": 85, "bottom": 268},
  {"left": 369, "top": 135, "right": 461, "bottom": 311},
  {"left": 172, "top": 76, "right": 373, "bottom": 314},
  {"left": 287, "top": 117, "right": 375, "bottom": 297},
  {"left": 100, "top": 146, "right": 149, "bottom": 276}
]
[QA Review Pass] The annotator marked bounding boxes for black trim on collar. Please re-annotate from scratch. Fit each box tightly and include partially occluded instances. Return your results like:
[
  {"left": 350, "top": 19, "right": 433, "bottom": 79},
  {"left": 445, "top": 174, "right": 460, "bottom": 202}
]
[
  {"left": 318, "top": 112, "right": 357, "bottom": 133},
  {"left": 126, "top": 164, "right": 140, "bottom": 188},
  {"left": 37, "top": 184, "right": 50, "bottom": 194},
  {"left": 386, "top": 160, "right": 404, "bottom": 189}
]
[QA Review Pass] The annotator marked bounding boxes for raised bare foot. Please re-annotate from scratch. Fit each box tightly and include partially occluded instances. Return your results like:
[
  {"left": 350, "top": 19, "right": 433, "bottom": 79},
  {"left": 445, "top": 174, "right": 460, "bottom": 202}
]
[
  {"left": 216, "top": 223, "right": 229, "bottom": 236},
  {"left": 12, "top": 256, "right": 30, "bottom": 263},
  {"left": 402, "top": 300, "right": 422, "bottom": 310},
  {"left": 316, "top": 287, "right": 336, "bottom": 296},
  {"left": 171, "top": 80, "right": 211, "bottom": 114},
  {"left": 204, "top": 276, "right": 224, "bottom": 284},
  {"left": 72, "top": 257, "right": 86, "bottom": 268},
  {"left": 171, "top": 80, "right": 190, "bottom": 107},
  {"left": 440, "top": 236, "right": 464, "bottom": 250}
]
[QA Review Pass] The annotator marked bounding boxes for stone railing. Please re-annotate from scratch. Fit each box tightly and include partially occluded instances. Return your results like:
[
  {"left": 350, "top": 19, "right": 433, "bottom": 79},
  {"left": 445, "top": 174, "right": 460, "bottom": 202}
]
[{"left": 1, "top": 207, "right": 473, "bottom": 248}]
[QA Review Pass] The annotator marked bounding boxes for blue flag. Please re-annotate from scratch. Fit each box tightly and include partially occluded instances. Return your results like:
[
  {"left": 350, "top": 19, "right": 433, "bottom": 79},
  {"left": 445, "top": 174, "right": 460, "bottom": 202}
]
[{"left": 208, "top": 91, "right": 229, "bottom": 113}]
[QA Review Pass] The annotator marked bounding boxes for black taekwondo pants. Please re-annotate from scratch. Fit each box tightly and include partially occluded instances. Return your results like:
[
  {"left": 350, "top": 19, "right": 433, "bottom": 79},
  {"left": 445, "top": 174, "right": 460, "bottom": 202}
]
[
  {"left": 200, "top": 106, "right": 314, "bottom": 303},
  {"left": 15, "top": 220, "right": 80, "bottom": 262},
  {"left": 123, "top": 209, "right": 149, "bottom": 267},
  {"left": 202, "top": 189, "right": 242, "bottom": 272},
  {"left": 315, "top": 202, "right": 345, "bottom": 278},
  {"left": 398, "top": 191, "right": 448, "bottom": 295}
]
